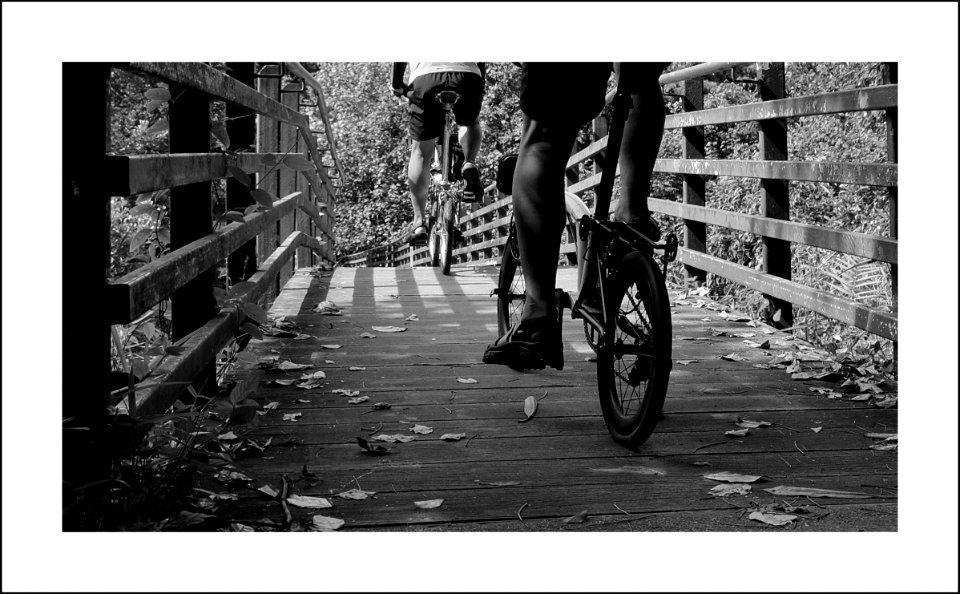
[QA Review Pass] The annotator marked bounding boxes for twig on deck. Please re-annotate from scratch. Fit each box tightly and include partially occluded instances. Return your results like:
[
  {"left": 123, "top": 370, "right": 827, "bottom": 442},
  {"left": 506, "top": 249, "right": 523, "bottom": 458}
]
[
  {"left": 613, "top": 503, "right": 631, "bottom": 517},
  {"left": 443, "top": 407, "right": 453, "bottom": 415},
  {"left": 778, "top": 455, "right": 793, "bottom": 468},
  {"left": 804, "top": 496, "right": 827, "bottom": 509},
  {"left": 464, "top": 434, "right": 479, "bottom": 448},
  {"left": 693, "top": 441, "right": 727, "bottom": 453},
  {"left": 538, "top": 391, "right": 550, "bottom": 401},
  {"left": 517, "top": 502, "right": 528, "bottom": 523},
  {"left": 279, "top": 474, "right": 292, "bottom": 528},
  {"left": 794, "top": 440, "right": 807, "bottom": 455}
]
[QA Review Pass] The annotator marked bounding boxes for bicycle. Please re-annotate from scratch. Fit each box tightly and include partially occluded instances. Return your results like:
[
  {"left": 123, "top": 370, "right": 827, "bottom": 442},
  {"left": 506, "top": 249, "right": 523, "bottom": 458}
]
[
  {"left": 423, "top": 89, "right": 473, "bottom": 275},
  {"left": 493, "top": 80, "right": 678, "bottom": 450}
]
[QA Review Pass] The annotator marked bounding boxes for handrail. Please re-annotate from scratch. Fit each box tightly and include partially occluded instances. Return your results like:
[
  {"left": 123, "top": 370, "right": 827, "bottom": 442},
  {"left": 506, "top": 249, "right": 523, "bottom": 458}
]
[{"left": 286, "top": 62, "right": 346, "bottom": 183}]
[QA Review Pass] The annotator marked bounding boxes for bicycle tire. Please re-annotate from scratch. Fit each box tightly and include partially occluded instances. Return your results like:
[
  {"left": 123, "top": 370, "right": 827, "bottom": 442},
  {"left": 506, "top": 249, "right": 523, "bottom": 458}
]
[
  {"left": 439, "top": 197, "right": 455, "bottom": 275},
  {"left": 496, "top": 224, "right": 524, "bottom": 336},
  {"left": 595, "top": 250, "right": 672, "bottom": 450},
  {"left": 427, "top": 193, "right": 441, "bottom": 267}
]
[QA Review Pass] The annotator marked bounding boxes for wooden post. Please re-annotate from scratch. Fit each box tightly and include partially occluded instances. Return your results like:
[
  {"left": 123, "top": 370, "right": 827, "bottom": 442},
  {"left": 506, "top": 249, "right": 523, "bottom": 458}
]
[
  {"left": 282, "top": 85, "right": 312, "bottom": 269},
  {"left": 278, "top": 81, "right": 299, "bottom": 287},
  {"left": 256, "top": 65, "right": 281, "bottom": 302},
  {"left": 682, "top": 79, "right": 707, "bottom": 283},
  {"left": 883, "top": 62, "right": 898, "bottom": 370},
  {"left": 168, "top": 83, "right": 217, "bottom": 392},
  {"left": 758, "top": 62, "right": 792, "bottom": 328},
  {"left": 226, "top": 62, "right": 258, "bottom": 284},
  {"left": 63, "top": 63, "right": 111, "bottom": 486}
]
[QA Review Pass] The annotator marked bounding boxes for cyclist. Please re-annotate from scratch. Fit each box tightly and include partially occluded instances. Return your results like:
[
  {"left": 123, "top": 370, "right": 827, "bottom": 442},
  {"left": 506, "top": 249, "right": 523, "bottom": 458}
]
[
  {"left": 392, "top": 62, "right": 486, "bottom": 245},
  {"left": 483, "top": 62, "right": 670, "bottom": 370}
]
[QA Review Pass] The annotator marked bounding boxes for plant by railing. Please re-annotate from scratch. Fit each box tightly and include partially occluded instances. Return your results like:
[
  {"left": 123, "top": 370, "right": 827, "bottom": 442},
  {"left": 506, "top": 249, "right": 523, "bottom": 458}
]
[{"left": 63, "top": 62, "right": 340, "bottom": 492}]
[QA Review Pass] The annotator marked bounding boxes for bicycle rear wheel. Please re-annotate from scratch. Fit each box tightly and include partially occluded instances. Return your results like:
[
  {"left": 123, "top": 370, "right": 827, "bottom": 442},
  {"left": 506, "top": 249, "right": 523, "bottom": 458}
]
[
  {"left": 596, "top": 250, "right": 672, "bottom": 450},
  {"left": 496, "top": 224, "right": 524, "bottom": 336},
  {"left": 427, "top": 194, "right": 441, "bottom": 267},
  {"left": 438, "top": 197, "right": 455, "bottom": 275}
]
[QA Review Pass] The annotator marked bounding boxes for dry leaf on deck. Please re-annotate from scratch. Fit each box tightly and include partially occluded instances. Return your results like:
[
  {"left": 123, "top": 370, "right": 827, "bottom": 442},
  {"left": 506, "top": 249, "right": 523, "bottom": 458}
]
[
  {"left": 811, "top": 426, "right": 823, "bottom": 433},
  {"left": 258, "top": 485, "right": 279, "bottom": 498},
  {"left": 371, "top": 434, "right": 413, "bottom": 443},
  {"left": 441, "top": 433, "right": 467, "bottom": 441},
  {"left": 319, "top": 344, "right": 343, "bottom": 350},
  {"left": 456, "top": 377, "right": 478, "bottom": 384},
  {"left": 870, "top": 443, "right": 898, "bottom": 451},
  {"left": 518, "top": 395, "right": 538, "bottom": 423},
  {"left": 865, "top": 433, "right": 897, "bottom": 440},
  {"left": 360, "top": 332, "right": 377, "bottom": 339},
  {"left": 313, "top": 301, "right": 342, "bottom": 316},
  {"left": 296, "top": 380, "right": 324, "bottom": 390},
  {"left": 337, "top": 489, "right": 376, "bottom": 500},
  {"left": 704, "top": 472, "right": 763, "bottom": 483},
  {"left": 293, "top": 333, "right": 313, "bottom": 340},
  {"left": 283, "top": 412, "right": 302, "bottom": 422},
  {"left": 348, "top": 396, "right": 370, "bottom": 405},
  {"left": 270, "top": 379, "right": 296, "bottom": 386},
  {"left": 287, "top": 495, "right": 332, "bottom": 509},
  {"left": 676, "top": 360, "right": 697, "bottom": 365},
  {"left": 410, "top": 424, "right": 433, "bottom": 435},
  {"left": 295, "top": 399, "right": 311, "bottom": 404},
  {"left": 332, "top": 389, "right": 360, "bottom": 397},
  {"left": 563, "top": 510, "right": 589, "bottom": 524},
  {"left": 372, "top": 326, "right": 407, "bottom": 333},
  {"left": 301, "top": 371, "right": 327, "bottom": 380},
  {"left": 371, "top": 402, "right": 392, "bottom": 410},
  {"left": 349, "top": 366, "right": 366, "bottom": 371},
  {"left": 748, "top": 511, "right": 797, "bottom": 526},
  {"left": 357, "top": 436, "right": 391, "bottom": 456},
  {"left": 278, "top": 360, "right": 311, "bottom": 371},
  {"left": 414, "top": 499, "right": 444, "bottom": 509},
  {"left": 763, "top": 486, "right": 872, "bottom": 499},
  {"left": 311, "top": 514, "right": 345, "bottom": 531},
  {"left": 475, "top": 480, "right": 521, "bottom": 487},
  {"left": 725, "top": 428, "right": 749, "bottom": 437},
  {"left": 405, "top": 314, "right": 420, "bottom": 321},
  {"left": 735, "top": 418, "right": 772, "bottom": 429},
  {"left": 720, "top": 352, "right": 746, "bottom": 362},
  {"left": 709, "top": 483, "right": 752, "bottom": 497}
]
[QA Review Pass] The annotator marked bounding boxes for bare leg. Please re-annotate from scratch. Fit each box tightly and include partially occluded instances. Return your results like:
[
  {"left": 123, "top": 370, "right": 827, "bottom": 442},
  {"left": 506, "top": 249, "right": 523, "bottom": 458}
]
[
  {"left": 614, "top": 77, "right": 665, "bottom": 223},
  {"left": 512, "top": 118, "right": 579, "bottom": 322},
  {"left": 458, "top": 122, "right": 483, "bottom": 163},
  {"left": 407, "top": 137, "right": 437, "bottom": 225}
]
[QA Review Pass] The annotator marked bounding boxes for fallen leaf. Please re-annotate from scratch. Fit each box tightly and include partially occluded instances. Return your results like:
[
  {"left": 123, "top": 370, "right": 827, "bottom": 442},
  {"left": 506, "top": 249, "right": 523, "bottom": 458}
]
[
  {"left": 325, "top": 360, "right": 336, "bottom": 364},
  {"left": 372, "top": 326, "right": 407, "bottom": 333},
  {"left": 311, "top": 514, "right": 345, "bottom": 531},
  {"left": 278, "top": 360, "right": 311, "bottom": 371},
  {"left": 295, "top": 379, "right": 324, "bottom": 390},
  {"left": 319, "top": 344, "right": 343, "bottom": 350},
  {"left": 371, "top": 402, "right": 392, "bottom": 410},
  {"left": 301, "top": 370, "right": 327, "bottom": 380},
  {"left": 348, "top": 396, "right": 370, "bottom": 405},
  {"left": 206, "top": 492, "right": 238, "bottom": 501},
  {"left": 709, "top": 483, "right": 752, "bottom": 497},
  {"left": 873, "top": 395, "right": 898, "bottom": 408},
  {"left": 337, "top": 489, "right": 376, "bottom": 500},
  {"left": 456, "top": 377, "right": 478, "bottom": 384},
  {"left": 258, "top": 485, "right": 279, "bottom": 498},
  {"left": 518, "top": 395, "right": 538, "bottom": 423},
  {"left": 440, "top": 433, "right": 467, "bottom": 441},
  {"left": 360, "top": 332, "right": 377, "bottom": 339},
  {"left": 293, "top": 333, "right": 313, "bottom": 340},
  {"left": 563, "top": 510, "right": 589, "bottom": 524},
  {"left": 410, "top": 424, "right": 433, "bottom": 435},
  {"left": 763, "top": 486, "right": 872, "bottom": 499},
  {"left": 743, "top": 339, "right": 771, "bottom": 349},
  {"left": 295, "top": 399, "right": 312, "bottom": 404},
  {"left": 748, "top": 511, "right": 797, "bottom": 526},
  {"left": 313, "top": 300, "right": 342, "bottom": 316},
  {"left": 215, "top": 470, "right": 253, "bottom": 484},
  {"left": 357, "top": 436, "right": 391, "bottom": 456},
  {"left": 589, "top": 466, "right": 665, "bottom": 476},
  {"left": 404, "top": 314, "right": 420, "bottom": 321},
  {"left": 735, "top": 418, "right": 772, "bottom": 429},
  {"left": 725, "top": 428, "right": 749, "bottom": 437},
  {"left": 414, "top": 499, "right": 444, "bottom": 509},
  {"left": 270, "top": 379, "right": 296, "bottom": 386},
  {"left": 720, "top": 352, "right": 746, "bottom": 362},
  {"left": 704, "top": 472, "right": 763, "bottom": 483},
  {"left": 865, "top": 433, "right": 897, "bottom": 440},
  {"left": 676, "top": 360, "right": 697, "bottom": 365},
  {"left": 811, "top": 426, "right": 823, "bottom": 433},
  {"left": 349, "top": 366, "right": 366, "bottom": 371},
  {"left": 719, "top": 311, "right": 751, "bottom": 322},
  {"left": 287, "top": 495, "right": 332, "bottom": 509},
  {"left": 332, "top": 389, "right": 360, "bottom": 397},
  {"left": 870, "top": 443, "right": 898, "bottom": 451},
  {"left": 692, "top": 461, "right": 711, "bottom": 467},
  {"left": 262, "top": 401, "right": 280, "bottom": 411},
  {"left": 474, "top": 480, "right": 521, "bottom": 487},
  {"left": 217, "top": 431, "right": 239, "bottom": 440},
  {"left": 371, "top": 434, "right": 413, "bottom": 443},
  {"left": 283, "top": 412, "right": 302, "bottom": 422}
]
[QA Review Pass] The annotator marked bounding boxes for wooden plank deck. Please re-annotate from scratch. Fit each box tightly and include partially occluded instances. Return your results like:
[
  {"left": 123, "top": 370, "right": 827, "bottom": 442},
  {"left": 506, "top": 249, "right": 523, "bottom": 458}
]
[{"left": 212, "top": 264, "right": 897, "bottom": 531}]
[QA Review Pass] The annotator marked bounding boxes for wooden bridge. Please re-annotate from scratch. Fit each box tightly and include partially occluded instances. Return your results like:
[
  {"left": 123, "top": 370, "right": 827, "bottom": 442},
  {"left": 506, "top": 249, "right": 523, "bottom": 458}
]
[{"left": 63, "top": 62, "right": 899, "bottom": 532}]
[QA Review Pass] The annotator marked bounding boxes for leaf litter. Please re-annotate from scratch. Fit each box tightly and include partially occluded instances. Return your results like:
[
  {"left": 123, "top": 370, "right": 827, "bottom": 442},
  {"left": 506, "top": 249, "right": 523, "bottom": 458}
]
[
  {"left": 372, "top": 326, "right": 407, "bottom": 333},
  {"left": 704, "top": 472, "right": 763, "bottom": 483},
  {"left": 337, "top": 489, "right": 376, "bottom": 500},
  {"left": 441, "top": 433, "right": 467, "bottom": 441},
  {"left": 456, "top": 377, "right": 478, "bottom": 384},
  {"left": 311, "top": 515, "right": 345, "bottom": 531},
  {"left": 709, "top": 483, "right": 752, "bottom": 497},
  {"left": 414, "top": 499, "right": 444, "bottom": 509},
  {"left": 410, "top": 424, "right": 433, "bottom": 435},
  {"left": 763, "top": 486, "right": 872, "bottom": 499},
  {"left": 287, "top": 495, "right": 332, "bottom": 509},
  {"left": 519, "top": 395, "right": 538, "bottom": 423}
]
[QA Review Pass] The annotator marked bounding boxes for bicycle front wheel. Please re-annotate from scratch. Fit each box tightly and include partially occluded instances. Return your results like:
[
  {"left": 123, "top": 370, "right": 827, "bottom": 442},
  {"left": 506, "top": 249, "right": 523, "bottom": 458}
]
[
  {"left": 596, "top": 250, "right": 672, "bottom": 450},
  {"left": 438, "top": 197, "right": 455, "bottom": 275},
  {"left": 496, "top": 224, "right": 524, "bottom": 336},
  {"left": 427, "top": 195, "right": 441, "bottom": 267}
]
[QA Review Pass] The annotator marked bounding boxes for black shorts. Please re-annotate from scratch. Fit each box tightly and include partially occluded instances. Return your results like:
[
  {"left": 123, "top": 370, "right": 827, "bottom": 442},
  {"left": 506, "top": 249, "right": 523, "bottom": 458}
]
[
  {"left": 407, "top": 71, "right": 485, "bottom": 141},
  {"left": 519, "top": 62, "right": 670, "bottom": 128}
]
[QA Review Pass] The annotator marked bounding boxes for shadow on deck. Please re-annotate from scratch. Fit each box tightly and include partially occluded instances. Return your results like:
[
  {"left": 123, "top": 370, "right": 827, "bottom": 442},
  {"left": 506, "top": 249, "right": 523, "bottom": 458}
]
[{"left": 210, "top": 265, "right": 897, "bottom": 531}]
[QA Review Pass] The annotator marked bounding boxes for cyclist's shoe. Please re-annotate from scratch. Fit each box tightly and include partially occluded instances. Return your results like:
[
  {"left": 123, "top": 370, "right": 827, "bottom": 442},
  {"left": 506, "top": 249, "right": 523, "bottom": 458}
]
[
  {"left": 461, "top": 162, "right": 484, "bottom": 202},
  {"left": 482, "top": 314, "right": 563, "bottom": 371},
  {"left": 405, "top": 220, "right": 428, "bottom": 246}
]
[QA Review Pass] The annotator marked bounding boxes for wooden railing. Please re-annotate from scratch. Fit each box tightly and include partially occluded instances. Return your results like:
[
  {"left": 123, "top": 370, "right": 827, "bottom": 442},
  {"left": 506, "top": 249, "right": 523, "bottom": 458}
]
[
  {"left": 346, "top": 62, "right": 898, "bottom": 346},
  {"left": 64, "top": 62, "right": 339, "bottom": 440}
]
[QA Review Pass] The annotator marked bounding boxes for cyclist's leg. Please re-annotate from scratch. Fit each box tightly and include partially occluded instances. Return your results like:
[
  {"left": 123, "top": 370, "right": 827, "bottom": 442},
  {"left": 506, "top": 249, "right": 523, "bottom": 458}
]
[
  {"left": 406, "top": 74, "right": 445, "bottom": 237},
  {"left": 407, "top": 137, "right": 437, "bottom": 229},
  {"left": 450, "top": 71, "right": 485, "bottom": 197},
  {"left": 612, "top": 63, "right": 668, "bottom": 235}
]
